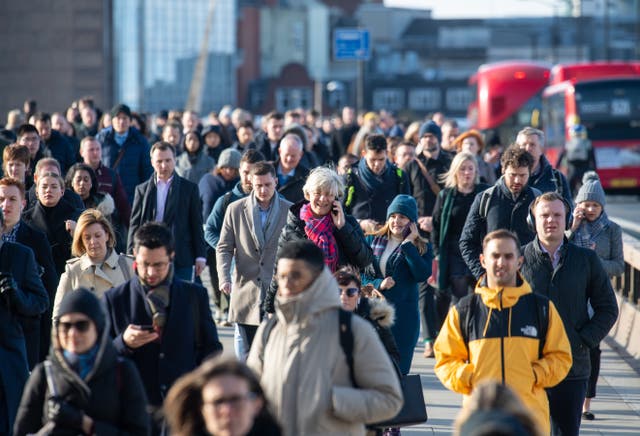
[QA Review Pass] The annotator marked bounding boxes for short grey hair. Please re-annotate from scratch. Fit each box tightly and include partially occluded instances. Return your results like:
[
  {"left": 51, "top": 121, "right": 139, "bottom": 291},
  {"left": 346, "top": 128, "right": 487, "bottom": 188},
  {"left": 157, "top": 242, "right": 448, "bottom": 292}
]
[
  {"left": 303, "top": 166, "right": 345, "bottom": 201},
  {"left": 516, "top": 127, "right": 545, "bottom": 147},
  {"left": 281, "top": 133, "right": 303, "bottom": 151}
]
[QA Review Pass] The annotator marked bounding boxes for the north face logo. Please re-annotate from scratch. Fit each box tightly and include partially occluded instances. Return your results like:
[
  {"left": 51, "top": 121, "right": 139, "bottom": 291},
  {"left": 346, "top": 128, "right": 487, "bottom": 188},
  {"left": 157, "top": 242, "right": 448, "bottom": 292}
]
[{"left": 521, "top": 325, "right": 538, "bottom": 337}]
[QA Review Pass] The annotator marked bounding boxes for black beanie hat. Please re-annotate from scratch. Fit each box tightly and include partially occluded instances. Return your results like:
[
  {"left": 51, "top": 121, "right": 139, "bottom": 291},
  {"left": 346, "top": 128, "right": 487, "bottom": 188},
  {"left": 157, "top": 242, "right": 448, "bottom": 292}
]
[{"left": 57, "top": 288, "right": 106, "bottom": 334}]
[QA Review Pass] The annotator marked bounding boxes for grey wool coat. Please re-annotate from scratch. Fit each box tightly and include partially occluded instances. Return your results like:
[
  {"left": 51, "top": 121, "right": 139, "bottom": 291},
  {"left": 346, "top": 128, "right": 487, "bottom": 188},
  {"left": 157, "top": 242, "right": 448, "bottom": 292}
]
[{"left": 216, "top": 193, "right": 292, "bottom": 325}]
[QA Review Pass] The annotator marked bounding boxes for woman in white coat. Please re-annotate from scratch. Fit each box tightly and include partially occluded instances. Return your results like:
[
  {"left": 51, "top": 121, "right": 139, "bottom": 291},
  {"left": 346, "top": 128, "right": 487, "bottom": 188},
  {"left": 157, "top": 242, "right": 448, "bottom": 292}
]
[{"left": 53, "top": 209, "right": 134, "bottom": 318}]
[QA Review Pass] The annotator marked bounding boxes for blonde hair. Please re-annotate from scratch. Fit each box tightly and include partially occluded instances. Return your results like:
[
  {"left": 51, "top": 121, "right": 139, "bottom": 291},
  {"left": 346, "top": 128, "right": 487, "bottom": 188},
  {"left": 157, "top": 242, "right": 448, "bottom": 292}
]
[
  {"left": 303, "top": 166, "right": 345, "bottom": 201},
  {"left": 368, "top": 222, "right": 428, "bottom": 255},
  {"left": 404, "top": 121, "right": 421, "bottom": 143},
  {"left": 71, "top": 209, "right": 116, "bottom": 257},
  {"left": 440, "top": 152, "right": 479, "bottom": 189}
]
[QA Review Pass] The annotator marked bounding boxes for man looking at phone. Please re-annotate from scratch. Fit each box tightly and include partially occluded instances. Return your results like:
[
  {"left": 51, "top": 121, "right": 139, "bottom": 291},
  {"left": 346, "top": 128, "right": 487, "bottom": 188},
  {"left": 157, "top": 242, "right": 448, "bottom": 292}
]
[
  {"left": 217, "top": 162, "right": 291, "bottom": 359},
  {"left": 103, "top": 222, "right": 222, "bottom": 430}
]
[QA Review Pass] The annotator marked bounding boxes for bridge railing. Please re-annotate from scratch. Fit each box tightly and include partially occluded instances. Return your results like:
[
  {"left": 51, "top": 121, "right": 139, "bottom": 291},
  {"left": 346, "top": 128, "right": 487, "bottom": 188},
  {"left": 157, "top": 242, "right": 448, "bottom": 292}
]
[
  {"left": 609, "top": 232, "right": 640, "bottom": 362},
  {"left": 613, "top": 233, "right": 640, "bottom": 305}
]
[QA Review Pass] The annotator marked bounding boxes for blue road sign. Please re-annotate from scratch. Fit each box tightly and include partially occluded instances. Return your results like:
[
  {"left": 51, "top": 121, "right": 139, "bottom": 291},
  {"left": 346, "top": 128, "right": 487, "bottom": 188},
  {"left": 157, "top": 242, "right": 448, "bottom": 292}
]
[{"left": 334, "top": 28, "right": 370, "bottom": 61}]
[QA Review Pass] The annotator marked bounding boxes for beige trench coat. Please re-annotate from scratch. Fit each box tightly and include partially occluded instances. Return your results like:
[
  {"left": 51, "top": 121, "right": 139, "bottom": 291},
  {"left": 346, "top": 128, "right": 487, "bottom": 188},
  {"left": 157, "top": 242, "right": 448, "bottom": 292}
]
[{"left": 53, "top": 250, "right": 134, "bottom": 318}]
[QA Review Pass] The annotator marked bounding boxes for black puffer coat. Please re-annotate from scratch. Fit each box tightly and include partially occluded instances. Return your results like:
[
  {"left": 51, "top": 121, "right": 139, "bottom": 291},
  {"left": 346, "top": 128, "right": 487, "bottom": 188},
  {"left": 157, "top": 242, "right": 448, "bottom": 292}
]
[
  {"left": 263, "top": 200, "right": 373, "bottom": 313},
  {"left": 14, "top": 324, "right": 149, "bottom": 436}
]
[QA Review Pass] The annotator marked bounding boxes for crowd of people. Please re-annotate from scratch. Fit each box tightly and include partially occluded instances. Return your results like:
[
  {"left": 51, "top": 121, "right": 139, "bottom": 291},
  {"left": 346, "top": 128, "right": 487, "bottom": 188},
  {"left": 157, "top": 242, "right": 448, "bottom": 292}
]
[{"left": 0, "top": 97, "right": 622, "bottom": 435}]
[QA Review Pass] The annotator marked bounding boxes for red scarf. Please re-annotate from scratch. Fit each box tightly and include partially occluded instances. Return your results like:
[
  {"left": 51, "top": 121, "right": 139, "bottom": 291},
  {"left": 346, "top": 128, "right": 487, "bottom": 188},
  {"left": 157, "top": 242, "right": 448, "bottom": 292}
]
[{"left": 300, "top": 203, "right": 339, "bottom": 272}]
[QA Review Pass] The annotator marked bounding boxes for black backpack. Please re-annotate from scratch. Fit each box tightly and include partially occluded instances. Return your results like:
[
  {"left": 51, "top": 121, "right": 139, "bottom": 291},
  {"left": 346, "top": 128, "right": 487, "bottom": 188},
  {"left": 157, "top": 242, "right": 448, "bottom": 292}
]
[
  {"left": 457, "top": 293, "right": 549, "bottom": 359},
  {"left": 258, "top": 310, "right": 358, "bottom": 386}
]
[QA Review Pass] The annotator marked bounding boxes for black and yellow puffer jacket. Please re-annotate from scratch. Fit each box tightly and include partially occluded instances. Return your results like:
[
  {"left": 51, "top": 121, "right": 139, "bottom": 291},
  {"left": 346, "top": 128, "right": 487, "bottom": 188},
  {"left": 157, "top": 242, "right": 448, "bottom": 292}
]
[{"left": 433, "top": 274, "right": 572, "bottom": 434}]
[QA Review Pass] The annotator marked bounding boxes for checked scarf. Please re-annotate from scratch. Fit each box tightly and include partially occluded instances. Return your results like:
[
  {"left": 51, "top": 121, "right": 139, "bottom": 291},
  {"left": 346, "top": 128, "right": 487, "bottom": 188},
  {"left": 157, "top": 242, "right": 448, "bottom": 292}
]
[
  {"left": 300, "top": 203, "right": 339, "bottom": 272},
  {"left": 371, "top": 235, "right": 402, "bottom": 259},
  {"left": 573, "top": 211, "right": 610, "bottom": 249}
]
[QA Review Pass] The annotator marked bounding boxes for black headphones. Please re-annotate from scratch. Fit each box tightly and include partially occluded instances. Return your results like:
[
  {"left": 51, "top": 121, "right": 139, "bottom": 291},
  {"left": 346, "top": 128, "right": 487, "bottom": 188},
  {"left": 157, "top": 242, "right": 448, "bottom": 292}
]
[{"left": 527, "top": 194, "right": 572, "bottom": 233}]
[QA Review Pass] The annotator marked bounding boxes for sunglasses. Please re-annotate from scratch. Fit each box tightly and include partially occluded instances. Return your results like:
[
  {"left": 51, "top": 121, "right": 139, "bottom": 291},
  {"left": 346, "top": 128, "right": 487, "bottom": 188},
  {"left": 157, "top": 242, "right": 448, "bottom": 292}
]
[
  {"left": 339, "top": 287, "right": 359, "bottom": 297},
  {"left": 58, "top": 320, "right": 92, "bottom": 334}
]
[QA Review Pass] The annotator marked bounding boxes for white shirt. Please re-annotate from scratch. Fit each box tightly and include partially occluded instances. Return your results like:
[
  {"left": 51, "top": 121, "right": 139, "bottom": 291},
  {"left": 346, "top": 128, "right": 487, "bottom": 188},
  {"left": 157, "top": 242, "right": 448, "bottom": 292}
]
[{"left": 155, "top": 176, "right": 173, "bottom": 222}]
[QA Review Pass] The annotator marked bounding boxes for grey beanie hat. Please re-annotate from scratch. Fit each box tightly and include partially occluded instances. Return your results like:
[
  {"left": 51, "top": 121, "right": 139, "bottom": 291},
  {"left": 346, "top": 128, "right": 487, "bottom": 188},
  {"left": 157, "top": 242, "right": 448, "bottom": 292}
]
[
  {"left": 217, "top": 148, "right": 242, "bottom": 169},
  {"left": 575, "top": 171, "right": 606, "bottom": 207}
]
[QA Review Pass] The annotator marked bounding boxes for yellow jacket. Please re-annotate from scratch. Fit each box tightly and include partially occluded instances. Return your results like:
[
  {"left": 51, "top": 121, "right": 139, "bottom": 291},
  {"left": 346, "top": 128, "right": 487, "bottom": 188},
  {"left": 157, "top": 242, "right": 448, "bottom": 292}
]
[{"left": 434, "top": 275, "right": 572, "bottom": 434}]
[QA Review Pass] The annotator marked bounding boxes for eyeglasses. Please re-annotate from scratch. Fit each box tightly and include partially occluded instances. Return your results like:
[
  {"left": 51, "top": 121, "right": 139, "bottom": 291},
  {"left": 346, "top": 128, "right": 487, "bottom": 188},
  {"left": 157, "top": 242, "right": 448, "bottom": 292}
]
[
  {"left": 138, "top": 261, "right": 170, "bottom": 271},
  {"left": 339, "top": 287, "right": 359, "bottom": 297},
  {"left": 203, "top": 392, "right": 256, "bottom": 409},
  {"left": 58, "top": 320, "right": 92, "bottom": 334}
]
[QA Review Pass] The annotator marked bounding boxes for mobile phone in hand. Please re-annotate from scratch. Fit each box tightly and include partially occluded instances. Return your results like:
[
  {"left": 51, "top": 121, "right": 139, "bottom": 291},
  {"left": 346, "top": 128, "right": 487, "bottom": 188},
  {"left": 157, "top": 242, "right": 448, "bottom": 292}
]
[{"left": 133, "top": 324, "right": 155, "bottom": 332}]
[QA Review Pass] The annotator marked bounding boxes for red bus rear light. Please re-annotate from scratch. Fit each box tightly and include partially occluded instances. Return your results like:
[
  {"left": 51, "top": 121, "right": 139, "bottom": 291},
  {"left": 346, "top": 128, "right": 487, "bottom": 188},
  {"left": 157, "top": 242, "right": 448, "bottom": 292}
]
[{"left": 514, "top": 71, "right": 526, "bottom": 79}]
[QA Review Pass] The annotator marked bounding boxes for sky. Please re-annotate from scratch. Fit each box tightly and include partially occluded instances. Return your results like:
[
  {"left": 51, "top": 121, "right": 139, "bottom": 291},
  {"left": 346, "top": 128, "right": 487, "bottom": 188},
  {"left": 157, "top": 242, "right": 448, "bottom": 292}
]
[{"left": 383, "top": 0, "right": 561, "bottom": 18}]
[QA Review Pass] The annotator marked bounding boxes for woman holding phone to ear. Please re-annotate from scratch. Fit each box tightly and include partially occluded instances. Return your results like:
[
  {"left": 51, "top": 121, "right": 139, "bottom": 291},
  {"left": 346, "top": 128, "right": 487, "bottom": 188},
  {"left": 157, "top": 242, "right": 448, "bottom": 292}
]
[
  {"left": 263, "top": 167, "right": 373, "bottom": 315},
  {"left": 362, "top": 195, "right": 433, "bottom": 375},
  {"left": 568, "top": 172, "right": 623, "bottom": 421}
]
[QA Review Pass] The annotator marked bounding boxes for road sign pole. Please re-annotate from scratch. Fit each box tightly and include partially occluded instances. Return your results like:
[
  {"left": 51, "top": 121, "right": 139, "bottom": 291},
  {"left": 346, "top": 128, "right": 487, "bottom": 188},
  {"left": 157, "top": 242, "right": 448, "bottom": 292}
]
[{"left": 357, "top": 60, "right": 364, "bottom": 112}]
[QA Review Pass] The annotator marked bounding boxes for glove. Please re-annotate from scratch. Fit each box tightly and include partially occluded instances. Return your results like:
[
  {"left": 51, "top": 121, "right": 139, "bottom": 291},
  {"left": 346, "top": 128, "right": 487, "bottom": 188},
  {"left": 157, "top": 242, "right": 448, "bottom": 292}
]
[
  {"left": 0, "top": 272, "right": 15, "bottom": 308},
  {"left": 47, "top": 397, "right": 85, "bottom": 430},
  {"left": 0, "top": 272, "right": 16, "bottom": 295}
]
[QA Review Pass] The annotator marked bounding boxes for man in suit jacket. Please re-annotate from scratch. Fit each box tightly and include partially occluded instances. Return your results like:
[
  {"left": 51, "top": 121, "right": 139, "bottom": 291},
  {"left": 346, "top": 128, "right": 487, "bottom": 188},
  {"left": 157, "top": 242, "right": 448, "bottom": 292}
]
[
  {"left": 217, "top": 162, "right": 291, "bottom": 358},
  {"left": 0, "top": 208, "right": 49, "bottom": 435},
  {"left": 103, "top": 222, "right": 222, "bottom": 431},
  {"left": 127, "top": 141, "right": 206, "bottom": 281},
  {"left": 0, "top": 177, "right": 57, "bottom": 368}
]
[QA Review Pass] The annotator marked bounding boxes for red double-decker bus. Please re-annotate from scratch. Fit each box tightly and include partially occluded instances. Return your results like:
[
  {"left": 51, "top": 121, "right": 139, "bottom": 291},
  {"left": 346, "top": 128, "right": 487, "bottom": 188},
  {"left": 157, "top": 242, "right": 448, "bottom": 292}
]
[
  {"left": 468, "top": 61, "right": 551, "bottom": 145},
  {"left": 542, "top": 62, "right": 640, "bottom": 190},
  {"left": 468, "top": 60, "right": 640, "bottom": 191}
]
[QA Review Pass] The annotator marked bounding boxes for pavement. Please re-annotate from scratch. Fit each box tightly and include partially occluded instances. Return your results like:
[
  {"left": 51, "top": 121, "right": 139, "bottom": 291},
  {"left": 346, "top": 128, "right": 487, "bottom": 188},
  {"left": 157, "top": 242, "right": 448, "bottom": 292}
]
[{"left": 215, "top": 324, "right": 640, "bottom": 435}]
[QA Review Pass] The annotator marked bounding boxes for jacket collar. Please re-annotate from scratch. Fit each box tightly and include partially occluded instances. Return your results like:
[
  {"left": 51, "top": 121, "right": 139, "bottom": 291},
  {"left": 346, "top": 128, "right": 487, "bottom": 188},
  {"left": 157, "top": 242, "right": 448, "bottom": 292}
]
[
  {"left": 475, "top": 273, "right": 532, "bottom": 309},
  {"left": 276, "top": 267, "right": 341, "bottom": 324}
]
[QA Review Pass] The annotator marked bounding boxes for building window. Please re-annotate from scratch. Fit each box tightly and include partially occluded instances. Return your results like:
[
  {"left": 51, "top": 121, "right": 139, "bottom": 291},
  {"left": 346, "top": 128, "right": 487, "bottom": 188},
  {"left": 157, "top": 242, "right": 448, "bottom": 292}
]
[
  {"left": 408, "top": 88, "right": 441, "bottom": 111},
  {"left": 446, "top": 88, "right": 473, "bottom": 111},
  {"left": 372, "top": 88, "right": 404, "bottom": 111},
  {"left": 275, "top": 87, "right": 312, "bottom": 111}
]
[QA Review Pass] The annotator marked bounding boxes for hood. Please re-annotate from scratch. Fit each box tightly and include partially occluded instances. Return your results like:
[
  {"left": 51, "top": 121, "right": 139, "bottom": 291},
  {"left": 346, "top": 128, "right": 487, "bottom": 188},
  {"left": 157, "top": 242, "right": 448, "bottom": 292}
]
[
  {"left": 50, "top": 312, "right": 117, "bottom": 400},
  {"left": 276, "top": 267, "right": 341, "bottom": 324},
  {"left": 474, "top": 273, "right": 532, "bottom": 310},
  {"left": 365, "top": 297, "right": 396, "bottom": 328},
  {"left": 95, "top": 193, "right": 115, "bottom": 216}
]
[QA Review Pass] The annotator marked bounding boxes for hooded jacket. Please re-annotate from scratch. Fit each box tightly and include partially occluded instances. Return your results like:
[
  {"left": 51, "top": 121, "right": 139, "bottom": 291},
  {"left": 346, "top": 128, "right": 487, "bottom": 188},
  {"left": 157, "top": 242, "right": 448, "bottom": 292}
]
[
  {"left": 247, "top": 268, "right": 403, "bottom": 436},
  {"left": 14, "top": 319, "right": 149, "bottom": 436},
  {"left": 434, "top": 275, "right": 572, "bottom": 435}
]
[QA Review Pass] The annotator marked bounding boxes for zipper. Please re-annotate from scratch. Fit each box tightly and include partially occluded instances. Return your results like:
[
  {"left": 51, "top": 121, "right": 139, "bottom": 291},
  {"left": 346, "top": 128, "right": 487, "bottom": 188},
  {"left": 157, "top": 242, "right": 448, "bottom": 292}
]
[{"left": 499, "top": 289, "right": 506, "bottom": 385}]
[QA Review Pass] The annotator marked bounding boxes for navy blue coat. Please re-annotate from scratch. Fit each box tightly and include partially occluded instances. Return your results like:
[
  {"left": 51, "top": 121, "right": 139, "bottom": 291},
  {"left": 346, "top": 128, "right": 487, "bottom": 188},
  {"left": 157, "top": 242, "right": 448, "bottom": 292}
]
[
  {"left": 0, "top": 241, "right": 49, "bottom": 434},
  {"left": 362, "top": 238, "right": 432, "bottom": 375},
  {"left": 43, "top": 130, "right": 76, "bottom": 174},
  {"left": 97, "top": 126, "right": 152, "bottom": 205},
  {"left": 103, "top": 277, "right": 223, "bottom": 406},
  {"left": 15, "top": 222, "right": 58, "bottom": 368}
]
